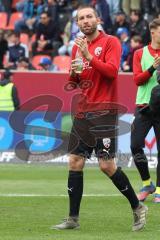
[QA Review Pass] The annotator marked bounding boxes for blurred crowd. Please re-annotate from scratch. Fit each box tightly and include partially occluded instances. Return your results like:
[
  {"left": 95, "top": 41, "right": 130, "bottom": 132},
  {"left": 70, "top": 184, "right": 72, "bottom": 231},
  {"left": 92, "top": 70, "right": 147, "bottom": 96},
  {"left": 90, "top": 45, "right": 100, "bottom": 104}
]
[{"left": 0, "top": 0, "right": 160, "bottom": 72}]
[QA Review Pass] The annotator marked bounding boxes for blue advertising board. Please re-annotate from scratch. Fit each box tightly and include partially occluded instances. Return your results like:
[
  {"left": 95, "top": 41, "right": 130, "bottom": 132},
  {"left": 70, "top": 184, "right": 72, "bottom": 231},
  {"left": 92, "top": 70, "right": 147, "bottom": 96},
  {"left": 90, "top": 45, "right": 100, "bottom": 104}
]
[{"left": 0, "top": 111, "right": 61, "bottom": 152}]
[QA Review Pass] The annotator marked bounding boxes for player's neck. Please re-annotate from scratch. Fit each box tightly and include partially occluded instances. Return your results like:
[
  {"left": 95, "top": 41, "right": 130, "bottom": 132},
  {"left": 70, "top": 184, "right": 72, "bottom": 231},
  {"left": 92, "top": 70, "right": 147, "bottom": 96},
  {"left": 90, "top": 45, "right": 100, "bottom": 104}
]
[
  {"left": 151, "top": 41, "right": 160, "bottom": 50},
  {"left": 85, "top": 30, "right": 100, "bottom": 42}
]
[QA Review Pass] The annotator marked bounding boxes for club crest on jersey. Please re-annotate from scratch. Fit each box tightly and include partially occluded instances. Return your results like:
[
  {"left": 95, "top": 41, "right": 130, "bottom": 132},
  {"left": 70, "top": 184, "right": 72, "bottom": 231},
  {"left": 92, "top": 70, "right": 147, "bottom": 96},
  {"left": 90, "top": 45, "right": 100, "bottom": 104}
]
[
  {"left": 103, "top": 138, "right": 111, "bottom": 148},
  {"left": 94, "top": 47, "right": 102, "bottom": 56}
]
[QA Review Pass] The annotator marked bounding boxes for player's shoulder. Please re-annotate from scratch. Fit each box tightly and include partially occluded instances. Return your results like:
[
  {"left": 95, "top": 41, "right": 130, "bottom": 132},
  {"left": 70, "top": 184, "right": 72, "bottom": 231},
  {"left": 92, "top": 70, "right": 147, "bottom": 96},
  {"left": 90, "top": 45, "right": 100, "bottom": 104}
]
[
  {"left": 102, "top": 33, "right": 119, "bottom": 42},
  {"left": 104, "top": 34, "right": 121, "bottom": 46},
  {"left": 134, "top": 47, "right": 144, "bottom": 58}
]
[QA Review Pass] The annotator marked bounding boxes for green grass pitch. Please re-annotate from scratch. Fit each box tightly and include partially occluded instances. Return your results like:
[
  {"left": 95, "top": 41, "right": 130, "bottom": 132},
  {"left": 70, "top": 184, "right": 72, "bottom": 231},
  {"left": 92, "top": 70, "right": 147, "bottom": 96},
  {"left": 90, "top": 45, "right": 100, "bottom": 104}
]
[{"left": 0, "top": 164, "right": 159, "bottom": 240}]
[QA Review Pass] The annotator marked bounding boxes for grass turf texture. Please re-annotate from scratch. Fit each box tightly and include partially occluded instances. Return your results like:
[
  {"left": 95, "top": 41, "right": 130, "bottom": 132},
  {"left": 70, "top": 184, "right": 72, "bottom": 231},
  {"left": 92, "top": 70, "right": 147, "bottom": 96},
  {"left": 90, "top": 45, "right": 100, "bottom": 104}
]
[{"left": 0, "top": 164, "right": 159, "bottom": 240}]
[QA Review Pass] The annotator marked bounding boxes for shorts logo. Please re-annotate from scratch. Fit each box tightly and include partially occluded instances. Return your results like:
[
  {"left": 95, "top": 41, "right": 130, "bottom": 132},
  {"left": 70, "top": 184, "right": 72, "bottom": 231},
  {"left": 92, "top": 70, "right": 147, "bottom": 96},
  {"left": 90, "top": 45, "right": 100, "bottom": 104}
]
[
  {"left": 94, "top": 47, "right": 102, "bottom": 56},
  {"left": 103, "top": 138, "right": 111, "bottom": 149},
  {"left": 102, "top": 148, "right": 110, "bottom": 155}
]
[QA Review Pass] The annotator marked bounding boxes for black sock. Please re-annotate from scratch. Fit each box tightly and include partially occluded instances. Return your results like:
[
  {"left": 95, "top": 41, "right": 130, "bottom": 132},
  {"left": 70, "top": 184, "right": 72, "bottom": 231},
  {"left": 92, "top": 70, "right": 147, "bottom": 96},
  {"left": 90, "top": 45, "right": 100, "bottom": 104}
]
[
  {"left": 132, "top": 150, "right": 150, "bottom": 181},
  {"left": 110, "top": 168, "right": 139, "bottom": 209},
  {"left": 68, "top": 170, "right": 83, "bottom": 217}
]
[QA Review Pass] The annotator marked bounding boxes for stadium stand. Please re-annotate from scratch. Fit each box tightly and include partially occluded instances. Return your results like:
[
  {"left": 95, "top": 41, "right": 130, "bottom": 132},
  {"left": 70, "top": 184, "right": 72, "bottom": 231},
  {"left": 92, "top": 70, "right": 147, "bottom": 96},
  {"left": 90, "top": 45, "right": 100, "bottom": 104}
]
[
  {"left": 0, "top": 0, "right": 160, "bottom": 71},
  {"left": 12, "top": 0, "right": 21, "bottom": 10},
  {"left": 53, "top": 55, "right": 71, "bottom": 72},
  {"left": 5, "top": 12, "right": 23, "bottom": 30},
  {"left": 31, "top": 55, "right": 51, "bottom": 70},
  {"left": 0, "top": 12, "right": 8, "bottom": 29}
]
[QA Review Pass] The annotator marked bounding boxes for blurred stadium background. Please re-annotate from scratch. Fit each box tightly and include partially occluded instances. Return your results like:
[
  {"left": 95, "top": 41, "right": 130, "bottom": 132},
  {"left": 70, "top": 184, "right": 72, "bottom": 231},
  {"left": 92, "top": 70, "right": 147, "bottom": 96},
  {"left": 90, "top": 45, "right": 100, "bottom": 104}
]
[{"left": 0, "top": 1, "right": 159, "bottom": 239}]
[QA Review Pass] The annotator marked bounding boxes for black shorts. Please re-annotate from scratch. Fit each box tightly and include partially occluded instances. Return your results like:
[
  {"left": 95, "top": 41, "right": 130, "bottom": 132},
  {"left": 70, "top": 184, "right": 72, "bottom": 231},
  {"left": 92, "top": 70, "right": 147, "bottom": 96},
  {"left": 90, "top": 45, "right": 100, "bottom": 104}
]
[{"left": 68, "top": 111, "right": 118, "bottom": 159}]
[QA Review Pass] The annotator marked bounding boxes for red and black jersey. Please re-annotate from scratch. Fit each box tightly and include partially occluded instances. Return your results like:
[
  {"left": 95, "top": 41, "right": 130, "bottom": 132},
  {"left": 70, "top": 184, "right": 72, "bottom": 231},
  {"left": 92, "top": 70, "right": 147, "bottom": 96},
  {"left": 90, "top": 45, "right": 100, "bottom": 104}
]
[{"left": 68, "top": 31, "right": 121, "bottom": 116}]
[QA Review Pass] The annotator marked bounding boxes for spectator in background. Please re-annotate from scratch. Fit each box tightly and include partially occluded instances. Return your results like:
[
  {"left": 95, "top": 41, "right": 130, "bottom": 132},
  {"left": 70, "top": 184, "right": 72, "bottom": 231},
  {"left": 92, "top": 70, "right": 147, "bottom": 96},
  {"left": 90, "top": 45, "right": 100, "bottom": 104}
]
[
  {"left": 58, "top": 10, "right": 83, "bottom": 56},
  {"left": 81, "top": 0, "right": 92, "bottom": 3},
  {"left": 106, "top": 0, "right": 120, "bottom": 23},
  {"left": 15, "top": 0, "right": 45, "bottom": 33},
  {"left": 15, "top": 0, "right": 25, "bottom": 12},
  {"left": 122, "top": 35, "right": 142, "bottom": 72},
  {"left": 130, "top": 9, "right": 150, "bottom": 45},
  {"left": 121, "top": 0, "right": 140, "bottom": 15},
  {"left": 39, "top": 57, "right": 59, "bottom": 71},
  {"left": 141, "top": 0, "right": 160, "bottom": 21},
  {"left": 70, "top": 0, "right": 82, "bottom": 9},
  {"left": 0, "top": 0, "right": 12, "bottom": 22},
  {"left": 43, "top": 0, "right": 59, "bottom": 23},
  {"left": 57, "top": 0, "right": 68, "bottom": 8},
  {"left": 5, "top": 32, "right": 29, "bottom": 69},
  {"left": 16, "top": 57, "right": 35, "bottom": 71},
  {"left": 0, "top": 69, "right": 20, "bottom": 111},
  {"left": 0, "top": 0, "right": 4, "bottom": 11},
  {"left": 57, "top": 0, "right": 71, "bottom": 33},
  {"left": 112, "top": 11, "right": 130, "bottom": 35},
  {"left": 32, "top": 11, "right": 61, "bottom": 56},
  {"left": 140, "top": 0, "right": 152, "bottom": 21},
  {"left": 0, "top": 29, "right": 8, "bottom": 69},
  {"left": 156, "top": 12, "right": 160, "bottom": 19},
  {"left": 152, "top": 0, "right": 160, "bottom": 18},
  {"left": 116, "top": 27, "right": 130, "bottom": 70},
  {"left": 0, "top": 0, "right": 12, "bottom": 11},
  {"left": 95, "top": 0, "right": 112, "bottom": 33}
]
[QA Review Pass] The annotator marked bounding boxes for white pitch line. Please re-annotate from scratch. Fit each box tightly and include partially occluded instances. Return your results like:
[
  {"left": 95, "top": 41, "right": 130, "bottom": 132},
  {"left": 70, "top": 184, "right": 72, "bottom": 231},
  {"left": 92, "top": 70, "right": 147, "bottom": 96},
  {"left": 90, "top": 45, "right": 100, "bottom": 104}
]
[{"left": 0, "top": 193, "right": 121, "bottom": 197}]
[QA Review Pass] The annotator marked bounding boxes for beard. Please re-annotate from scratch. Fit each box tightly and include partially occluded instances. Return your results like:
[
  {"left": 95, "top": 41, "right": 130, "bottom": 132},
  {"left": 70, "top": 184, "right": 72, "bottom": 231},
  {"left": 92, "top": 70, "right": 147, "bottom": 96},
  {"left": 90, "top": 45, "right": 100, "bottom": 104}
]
[{"left": 80, "top": 24, "right": 97, "bottom": 36}]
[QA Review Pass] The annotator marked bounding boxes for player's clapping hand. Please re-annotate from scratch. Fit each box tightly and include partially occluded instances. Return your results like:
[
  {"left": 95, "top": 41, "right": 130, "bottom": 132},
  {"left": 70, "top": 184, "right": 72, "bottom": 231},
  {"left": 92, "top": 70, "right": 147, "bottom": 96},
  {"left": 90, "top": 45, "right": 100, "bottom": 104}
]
[
  {"left": 153, "top": 54, "right": 160, "bottom": 68},
  {"left": 75, "top": 37, "right": 92, "bottom": 62}
]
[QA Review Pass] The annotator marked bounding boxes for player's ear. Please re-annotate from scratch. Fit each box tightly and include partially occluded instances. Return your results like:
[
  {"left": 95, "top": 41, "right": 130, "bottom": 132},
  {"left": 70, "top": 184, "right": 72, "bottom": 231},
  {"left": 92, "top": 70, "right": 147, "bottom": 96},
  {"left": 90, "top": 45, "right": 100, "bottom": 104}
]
[
  {"left": 76, "top": 17, "right": 79, "bottom": 26},
  {"left": 97, "top": 17, "right": 102, "bottom": 25},
  {"left": 150, "top": 29, "right": 154, "bottom": 38}
]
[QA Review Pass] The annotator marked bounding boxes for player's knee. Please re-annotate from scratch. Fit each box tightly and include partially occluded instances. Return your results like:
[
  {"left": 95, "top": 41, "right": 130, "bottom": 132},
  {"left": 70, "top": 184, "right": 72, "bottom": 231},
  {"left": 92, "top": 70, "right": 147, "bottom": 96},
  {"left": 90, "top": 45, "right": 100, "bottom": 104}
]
[
  {"left": 99, "top": 164, "right": 110, "bottom": 174},
  {"left": 130, "top": 143, "right": 143, "bottom": 155},
  {"left": 130, "top": 146, "right": 146, "bottom": 163},
  {"left": 99, "top": 160, "right": 116, "bottom": 176},
  {"left": 69, "top": 154, "right": 85, "bottom": 171},
  {"left": 130, "top": 138, "right": 144, "bottom": 154}
]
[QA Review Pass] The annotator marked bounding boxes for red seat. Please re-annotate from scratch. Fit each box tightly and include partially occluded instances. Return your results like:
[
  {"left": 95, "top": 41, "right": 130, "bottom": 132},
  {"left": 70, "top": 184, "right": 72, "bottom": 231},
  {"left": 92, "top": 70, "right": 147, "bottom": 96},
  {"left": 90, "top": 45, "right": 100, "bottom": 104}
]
[
  {"left": 0, "top": 12, "right": 8, "bottom": 29},
  {"left": 32, "top": 55, "right": 51, "bottom": 70},
  {"left": 5, "top": 12, "right": 23, "bottom": 30},
  {"left": 53, "top": 56, "right": 71, "bottom": 72}
]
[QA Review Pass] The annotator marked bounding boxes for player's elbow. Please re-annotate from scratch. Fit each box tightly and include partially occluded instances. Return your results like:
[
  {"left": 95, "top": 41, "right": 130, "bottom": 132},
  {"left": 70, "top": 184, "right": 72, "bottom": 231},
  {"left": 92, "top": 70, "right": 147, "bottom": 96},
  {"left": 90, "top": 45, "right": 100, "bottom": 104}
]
[
  {"left": 134, "top": 77, "right": 142, "bottom": 86},
  {"left": 107, "top": 68, "right": 118, "bottom": 80},
  {"left": 102, "top": 64, "right": 118, "bottom": 80},
  {"left": 111, "top": 71, "right": 118, "bottom": 80}
]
